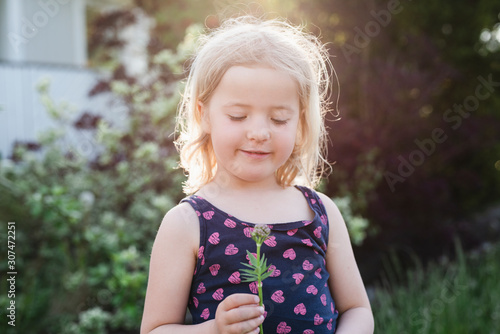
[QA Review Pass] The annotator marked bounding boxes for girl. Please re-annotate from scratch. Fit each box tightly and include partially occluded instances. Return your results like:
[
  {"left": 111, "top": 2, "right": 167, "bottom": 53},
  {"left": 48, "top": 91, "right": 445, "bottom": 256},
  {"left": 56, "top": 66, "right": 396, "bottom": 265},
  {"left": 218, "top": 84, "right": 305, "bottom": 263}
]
[{"left": 141, "top": 16, "right": 374, "bottom": 334}]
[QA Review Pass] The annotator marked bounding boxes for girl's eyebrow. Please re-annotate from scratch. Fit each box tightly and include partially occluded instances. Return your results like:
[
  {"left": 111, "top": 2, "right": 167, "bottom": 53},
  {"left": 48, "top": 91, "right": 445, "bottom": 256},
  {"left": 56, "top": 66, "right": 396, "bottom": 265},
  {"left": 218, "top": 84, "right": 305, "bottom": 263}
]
[
  {"left": 271, "top": 105, "right": 297, "bottom": 113},
  {"left": 222, "top": 102, "right": 297, "bottom": 113},
  {"left": 222, "top": 102, "right": 250, "bottom": 109}
]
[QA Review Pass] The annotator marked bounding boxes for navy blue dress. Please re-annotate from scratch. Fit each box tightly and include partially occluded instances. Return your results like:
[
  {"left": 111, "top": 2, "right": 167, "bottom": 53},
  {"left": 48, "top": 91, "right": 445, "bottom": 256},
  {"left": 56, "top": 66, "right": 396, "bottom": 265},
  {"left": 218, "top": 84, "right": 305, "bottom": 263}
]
[{"left": 181, "top": 185, "right": 339, "bottom": 333}]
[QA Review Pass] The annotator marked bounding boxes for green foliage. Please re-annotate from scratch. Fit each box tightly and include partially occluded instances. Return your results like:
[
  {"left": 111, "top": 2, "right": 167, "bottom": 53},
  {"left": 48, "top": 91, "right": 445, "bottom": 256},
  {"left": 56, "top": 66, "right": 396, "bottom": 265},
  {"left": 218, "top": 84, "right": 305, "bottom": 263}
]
[
  {"left": 374, "top": 240, "right": 500, "bottom": 333},
  {"left": 239, "top": 225, "right": 274, "bottom": 333},
  {"left": 240, "top": 251, "right": 274, "bottom": 283},
  {"left": 0, "top": 23, "right": 197, "bottom": 334},
  {"left": 333, "top": 196, "right": 371, "bottom": 246},
  {"left": 2, "top": 1, "right": 499, "bottom": 332},
  {"left": 240, "top": 225, "right": 275, "bottom": 283}
]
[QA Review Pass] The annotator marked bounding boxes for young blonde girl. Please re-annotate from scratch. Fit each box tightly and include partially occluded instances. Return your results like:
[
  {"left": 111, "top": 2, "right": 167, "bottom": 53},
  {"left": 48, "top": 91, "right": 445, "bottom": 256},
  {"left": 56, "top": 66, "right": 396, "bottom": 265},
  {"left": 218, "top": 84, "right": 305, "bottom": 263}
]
[{"left": 141, "top": 16, "right": 374, "bottom": 334}]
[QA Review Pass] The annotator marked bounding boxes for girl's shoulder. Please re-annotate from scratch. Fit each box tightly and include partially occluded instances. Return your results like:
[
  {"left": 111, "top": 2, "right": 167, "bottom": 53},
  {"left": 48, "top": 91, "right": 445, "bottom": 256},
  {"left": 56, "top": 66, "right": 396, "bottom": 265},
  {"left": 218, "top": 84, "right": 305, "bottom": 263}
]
[
  {"left": 162, "top": 199, "right": 199, "bottom": 225},
  {"left": 155, "top": 201, "right": 200, "bottom": 256}
]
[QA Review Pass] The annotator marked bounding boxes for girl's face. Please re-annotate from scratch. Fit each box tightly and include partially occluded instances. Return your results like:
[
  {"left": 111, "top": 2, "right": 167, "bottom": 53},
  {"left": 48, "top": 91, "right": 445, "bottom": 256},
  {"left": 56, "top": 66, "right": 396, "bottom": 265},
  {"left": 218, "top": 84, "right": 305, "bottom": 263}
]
[{"left": 200, "top": 65, "right": 300, "bottom": 188}]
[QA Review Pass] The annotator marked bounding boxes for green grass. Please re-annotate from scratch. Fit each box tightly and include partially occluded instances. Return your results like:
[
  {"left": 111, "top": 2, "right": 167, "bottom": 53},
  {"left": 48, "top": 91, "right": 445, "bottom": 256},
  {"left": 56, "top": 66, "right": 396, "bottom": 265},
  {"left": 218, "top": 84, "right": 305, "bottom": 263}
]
[{"left": 373, "top": 240, "right": 500, "bottom": 333}]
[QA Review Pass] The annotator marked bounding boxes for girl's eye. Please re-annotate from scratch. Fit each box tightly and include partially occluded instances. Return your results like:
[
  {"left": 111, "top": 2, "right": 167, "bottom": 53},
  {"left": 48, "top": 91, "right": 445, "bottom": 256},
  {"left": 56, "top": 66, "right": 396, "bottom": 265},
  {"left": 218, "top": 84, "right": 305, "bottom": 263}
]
[
  {"left": 228, "top": 115, "right": 246, "bottom": 121},
  {"left": 272, "top": 118, "right": 288, "bottom": 125}
]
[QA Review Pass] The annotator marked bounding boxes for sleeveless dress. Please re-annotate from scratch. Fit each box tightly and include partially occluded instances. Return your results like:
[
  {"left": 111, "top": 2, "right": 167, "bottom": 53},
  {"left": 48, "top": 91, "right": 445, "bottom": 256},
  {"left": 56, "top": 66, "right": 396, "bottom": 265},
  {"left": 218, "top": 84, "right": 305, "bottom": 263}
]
[{"left": 181, "top": 185, "right": 339, "bottom": 333}]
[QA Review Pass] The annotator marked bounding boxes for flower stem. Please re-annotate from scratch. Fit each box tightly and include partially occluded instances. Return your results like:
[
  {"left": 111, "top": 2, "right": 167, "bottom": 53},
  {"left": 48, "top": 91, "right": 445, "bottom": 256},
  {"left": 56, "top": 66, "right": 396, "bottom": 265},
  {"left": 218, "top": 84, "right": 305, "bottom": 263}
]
[{"left": 256, "top": 242, "right": 264, "bottom": 334}]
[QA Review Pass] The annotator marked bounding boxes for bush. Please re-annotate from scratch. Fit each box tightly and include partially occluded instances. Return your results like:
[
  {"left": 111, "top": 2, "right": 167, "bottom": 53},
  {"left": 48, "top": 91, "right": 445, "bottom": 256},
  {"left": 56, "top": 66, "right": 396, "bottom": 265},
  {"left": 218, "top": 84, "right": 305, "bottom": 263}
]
[{"left": 0, "top": 23, "right": 201, "bottom": 334}]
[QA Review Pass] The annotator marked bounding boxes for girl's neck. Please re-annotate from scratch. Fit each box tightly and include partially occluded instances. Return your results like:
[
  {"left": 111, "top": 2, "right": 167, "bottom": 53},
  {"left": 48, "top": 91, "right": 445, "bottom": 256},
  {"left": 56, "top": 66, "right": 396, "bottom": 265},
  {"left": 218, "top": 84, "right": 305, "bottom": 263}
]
[
  {"left": 210, "top": 171, "right": 283, "bottom": 194},
  {"left": 195, "top": 176, "right": 314, "bottom": 225}
]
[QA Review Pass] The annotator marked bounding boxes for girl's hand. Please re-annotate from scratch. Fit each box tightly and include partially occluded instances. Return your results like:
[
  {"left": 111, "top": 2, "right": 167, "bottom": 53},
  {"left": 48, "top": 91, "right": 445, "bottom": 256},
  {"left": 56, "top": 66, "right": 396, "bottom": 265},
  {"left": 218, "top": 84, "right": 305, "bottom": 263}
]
[{"left": 213, "top": 293, "right": 265, "bottom": 334}]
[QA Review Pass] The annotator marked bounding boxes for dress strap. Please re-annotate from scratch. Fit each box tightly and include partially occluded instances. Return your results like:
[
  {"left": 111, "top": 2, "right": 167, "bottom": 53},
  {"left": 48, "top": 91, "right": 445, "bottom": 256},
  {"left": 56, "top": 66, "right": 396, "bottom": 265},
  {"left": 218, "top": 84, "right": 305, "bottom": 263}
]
[
  {"left": 180, "top": 195, "right": 213, "bottom": 274},
  {"left": 295, "top": 186, "right": 328, "bottom": 219},
  {"left": 295, "top": 185, "right": 330, "bottom": 245}
]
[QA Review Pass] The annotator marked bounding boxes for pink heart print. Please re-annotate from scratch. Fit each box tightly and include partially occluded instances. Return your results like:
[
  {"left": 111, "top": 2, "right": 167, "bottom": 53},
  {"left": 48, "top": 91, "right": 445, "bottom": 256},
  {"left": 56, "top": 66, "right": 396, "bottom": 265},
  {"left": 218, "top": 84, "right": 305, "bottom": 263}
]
[
  {"left": 249, "top": 281, "right": 258, "bottom": 294},
  {"left": 208, "top": 232, "right": 220, "bottom": 245},
  {"left": 294, "top": 303, "right": 307, "bottom": 315},
  {"left": 320, "top": 214, "right": 328, "bottom": 225},
  {"left": 320, "top": 294, "right": 327, "bottom": 306},
  {"left": 314, "top": 313, "right": 324, "bottom": 325},
  {"left": 306, "top": 285, "right": 318, "bottom": 295},
  {"left": 224, "top": 218, "right": 237, "bottom": 228},
  {"left": 276, "top": 321, "right": 292, "bottom": 334},
  {"left": 269, "top": 265, "right": 281, "bottom": 277},
  {"left": 224, "top": 244, "right": 238, "bottom": 255},
  {"left": 315, "top": 268, "right": 322, "bottom": 279},
  {"left": 303, "top": 330, "right": 315, "bottom": 334},
  {"left": 327, "top": 318, "right": 333, "bottom": 330},
  {"left": 228, "top": 271, "right": 241, "bottom": 284},
  {"left": 313, "top": 226, "right": 322, "bottom": 238},
  {"left": 283, "top": 248, "right": 296, "bottom": 260},
  {"left": 212, "top": 288, "right": 224, "bottom": 301},
  {"left": 311, "top": 198, "right": 317, "bottom": 204},
  {"left": 197, "top": 283, "right": 206, "bottom": 294},
  {"left": 302, "top": 239, "right": 313, "bottom": 247},
  {"left": 200, "top": 308, "right": 210, "bottom": 320},
  {"left": 192, "top": 296, "right": 199, "bottom": 308},
  {"left": 203, "top": 211, "right": 215, "bottom": 220},
  {"left": 209, "top": 264, "right": 220, "bottom": 276},
  {"left": 264, "top": 236, "right": 277, "bottom": 247},
  {"left": 271, "top": 290, "right": 285, "bottom": 303},
  {"left": 287, "top": 228, "right": 298, "bottom": 236},
  {"left": 243, "top": 227, "right": 254, "bottom": 238},
  {"left": 198, "top": 246, "right": 205, "bottom": 265},
  {"left": 303, "top": 260, "right": 314, "bottom": 271},
  {"left": 292, "top": 273, "right": 304, "bottom": 284}
]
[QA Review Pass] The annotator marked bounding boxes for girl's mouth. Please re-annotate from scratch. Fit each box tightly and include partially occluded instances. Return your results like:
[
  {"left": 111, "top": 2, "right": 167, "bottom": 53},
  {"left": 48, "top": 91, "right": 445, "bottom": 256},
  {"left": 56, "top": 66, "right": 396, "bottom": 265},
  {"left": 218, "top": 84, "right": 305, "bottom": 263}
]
[{"left": 240, "top": 150, "right": 271, "bottom": 159}]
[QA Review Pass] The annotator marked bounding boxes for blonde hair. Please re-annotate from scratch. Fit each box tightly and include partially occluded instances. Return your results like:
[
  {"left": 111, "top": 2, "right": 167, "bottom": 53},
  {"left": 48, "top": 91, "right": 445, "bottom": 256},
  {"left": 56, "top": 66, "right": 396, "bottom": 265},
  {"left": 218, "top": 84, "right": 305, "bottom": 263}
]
[{"left": 175, "top": 16, "right": 333, "bottom": 194}]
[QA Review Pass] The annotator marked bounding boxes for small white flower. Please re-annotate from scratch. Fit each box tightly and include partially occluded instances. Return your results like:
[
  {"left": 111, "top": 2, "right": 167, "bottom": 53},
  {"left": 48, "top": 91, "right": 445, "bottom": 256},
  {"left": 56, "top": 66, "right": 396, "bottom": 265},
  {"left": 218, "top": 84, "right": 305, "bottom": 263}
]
[{"left": 79, "top": 191, "right": 95, "bottom": 209}]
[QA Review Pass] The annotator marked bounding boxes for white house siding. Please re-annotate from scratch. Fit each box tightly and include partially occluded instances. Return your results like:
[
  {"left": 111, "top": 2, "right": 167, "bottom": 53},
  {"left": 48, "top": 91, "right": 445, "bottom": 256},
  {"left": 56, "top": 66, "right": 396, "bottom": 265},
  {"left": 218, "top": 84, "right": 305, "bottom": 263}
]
[
  {"left": 0, "top": 0, "right": 87, "bottom": 66},
  {"left": 0, "top": 62, "right": 123, "bottom": 159}
]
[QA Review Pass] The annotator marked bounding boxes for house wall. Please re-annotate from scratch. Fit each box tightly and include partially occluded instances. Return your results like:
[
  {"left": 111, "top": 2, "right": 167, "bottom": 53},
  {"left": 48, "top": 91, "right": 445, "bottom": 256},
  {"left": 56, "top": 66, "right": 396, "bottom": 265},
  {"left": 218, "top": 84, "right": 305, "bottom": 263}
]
[
  {"left": 0, "top": 62, "right": 125, "bottom": 159},
  {"left": 0, "top": 0, "right": 87, "bottom": 66}
]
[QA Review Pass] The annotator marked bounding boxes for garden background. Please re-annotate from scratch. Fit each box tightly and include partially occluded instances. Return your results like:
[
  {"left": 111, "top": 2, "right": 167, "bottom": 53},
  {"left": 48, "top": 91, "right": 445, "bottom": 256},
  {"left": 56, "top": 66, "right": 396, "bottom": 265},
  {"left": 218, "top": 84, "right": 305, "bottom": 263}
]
[{"left": 1, "top": 0, "right": 500, "bottom": 333}]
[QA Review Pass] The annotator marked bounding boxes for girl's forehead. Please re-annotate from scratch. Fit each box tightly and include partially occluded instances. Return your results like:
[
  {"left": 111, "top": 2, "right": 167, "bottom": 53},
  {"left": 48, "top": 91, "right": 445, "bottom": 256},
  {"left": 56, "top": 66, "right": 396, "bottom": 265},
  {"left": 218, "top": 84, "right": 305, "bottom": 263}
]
[
  {"left": 214, "top": 66, "right": 299, "bottom": 99},
  {"left": 217, "top": 65, "right": 299, "bottom": 91}
]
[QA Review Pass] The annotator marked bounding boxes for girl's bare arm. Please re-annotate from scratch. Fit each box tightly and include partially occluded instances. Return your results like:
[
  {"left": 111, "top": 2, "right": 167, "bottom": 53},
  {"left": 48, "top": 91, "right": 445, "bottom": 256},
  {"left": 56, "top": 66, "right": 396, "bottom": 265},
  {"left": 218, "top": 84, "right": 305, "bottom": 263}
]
[
  {"left": 140, "top": 203, "right": 264, "bottom": 334},
  {"left": 319, "top": 193, "right": 375, "bottom": 334}
]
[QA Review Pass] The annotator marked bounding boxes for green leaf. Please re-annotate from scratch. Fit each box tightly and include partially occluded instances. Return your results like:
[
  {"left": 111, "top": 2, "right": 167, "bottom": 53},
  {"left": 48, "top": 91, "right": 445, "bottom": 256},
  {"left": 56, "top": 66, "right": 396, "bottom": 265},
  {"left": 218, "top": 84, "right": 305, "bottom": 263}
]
[
  {"left": 246, "top": 250, "right": 258, "bottom": 267},
  {"left": 241, "top": 277, "right": 256, "bottom": 283},
  {"left": 240, "top": 268, "right": 256, "bottom": 275},
  {"left": 240, "top": 262, "right": 255, "bottom": 270},
  {"left": 261, "top": 269, "right": 274, "bottom": 281}
]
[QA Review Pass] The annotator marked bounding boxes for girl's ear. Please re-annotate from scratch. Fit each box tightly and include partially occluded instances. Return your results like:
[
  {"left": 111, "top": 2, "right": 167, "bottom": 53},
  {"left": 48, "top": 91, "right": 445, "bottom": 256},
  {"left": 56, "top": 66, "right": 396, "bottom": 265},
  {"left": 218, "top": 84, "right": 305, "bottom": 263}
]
[{"left": 198, "top": 101, "right": 211, "bottom": 134}]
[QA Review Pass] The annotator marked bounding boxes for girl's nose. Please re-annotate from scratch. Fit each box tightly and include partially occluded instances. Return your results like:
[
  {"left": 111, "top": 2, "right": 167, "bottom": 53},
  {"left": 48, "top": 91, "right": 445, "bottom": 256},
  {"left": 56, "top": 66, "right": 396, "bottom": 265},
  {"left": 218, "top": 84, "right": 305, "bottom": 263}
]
[{"left": 246, "top": 119, "right": 271, "bottom": 142}]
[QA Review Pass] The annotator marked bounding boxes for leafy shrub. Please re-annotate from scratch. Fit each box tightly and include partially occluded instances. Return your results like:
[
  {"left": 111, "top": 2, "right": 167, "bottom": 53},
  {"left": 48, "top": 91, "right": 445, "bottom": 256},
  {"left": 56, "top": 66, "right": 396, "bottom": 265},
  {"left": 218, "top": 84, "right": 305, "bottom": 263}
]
[{"left": 0, "top": 23, "right": 201, "bottom": 334}]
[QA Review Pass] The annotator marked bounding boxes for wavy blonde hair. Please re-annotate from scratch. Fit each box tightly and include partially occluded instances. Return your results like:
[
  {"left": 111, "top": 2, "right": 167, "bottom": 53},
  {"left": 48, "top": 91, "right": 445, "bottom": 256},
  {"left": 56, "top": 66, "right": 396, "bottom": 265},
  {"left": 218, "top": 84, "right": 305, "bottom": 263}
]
[{"left": 175, "top": 16, "right": 333, "bottom": 194}]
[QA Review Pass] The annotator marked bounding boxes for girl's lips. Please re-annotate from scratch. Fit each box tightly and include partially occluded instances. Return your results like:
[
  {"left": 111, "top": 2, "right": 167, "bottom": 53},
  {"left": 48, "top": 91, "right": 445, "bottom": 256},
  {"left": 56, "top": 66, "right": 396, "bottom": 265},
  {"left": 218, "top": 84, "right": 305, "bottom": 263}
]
[{"left": 240, "top": 150, "right": 271, "bottom": 159}]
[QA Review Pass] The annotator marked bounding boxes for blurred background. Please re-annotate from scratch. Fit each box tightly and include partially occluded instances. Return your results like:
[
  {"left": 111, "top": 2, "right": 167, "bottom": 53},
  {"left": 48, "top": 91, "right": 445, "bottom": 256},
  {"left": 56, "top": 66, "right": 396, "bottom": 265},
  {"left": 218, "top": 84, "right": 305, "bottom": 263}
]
[{"left": 1, "top": 0, "right": 499, "bottom": 333}]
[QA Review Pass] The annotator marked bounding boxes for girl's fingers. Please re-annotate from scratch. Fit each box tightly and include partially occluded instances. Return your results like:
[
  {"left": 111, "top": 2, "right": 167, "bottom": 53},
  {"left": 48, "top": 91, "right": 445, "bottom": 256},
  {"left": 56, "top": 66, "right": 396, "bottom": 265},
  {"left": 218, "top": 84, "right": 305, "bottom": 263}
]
[
  {"left": 219, "top": 293, "right": 260, "bottom": 312},
  {"left": 228, "top": 313, "right": 264, "bottom": 334},
  {"left": 226, "top": 304, "right": 265, "bottom": 324},
  {"left": 247, "top": 326, "right": 261, "bottom": 334},
  {"left": 215, "top": 294, "right": 264, "bottom": 333}
]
